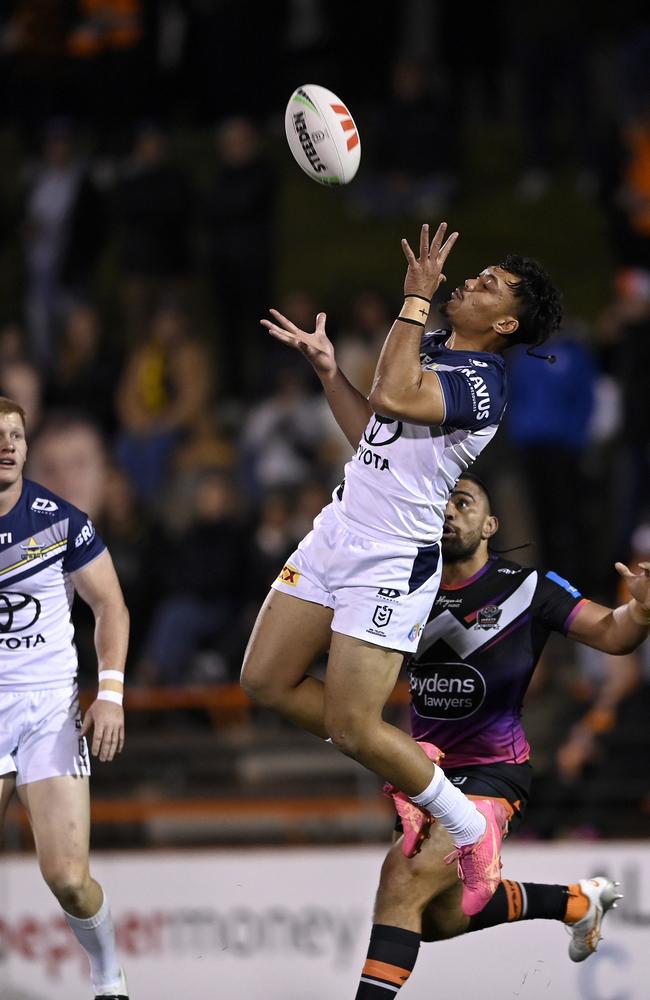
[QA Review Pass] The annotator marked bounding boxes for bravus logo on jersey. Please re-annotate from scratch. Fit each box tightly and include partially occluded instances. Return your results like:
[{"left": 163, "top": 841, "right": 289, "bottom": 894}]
[
  {"left": 409, "top": 661, "right": 486, "bottom": 719},
  {"left": 457, "top": 367, "right": 491, "bottom": 421}
]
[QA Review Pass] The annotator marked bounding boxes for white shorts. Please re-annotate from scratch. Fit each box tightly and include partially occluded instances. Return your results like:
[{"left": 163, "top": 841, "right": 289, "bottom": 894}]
[
  {"left": 0, "top": 685, "right": 91, "bottom": 786},
  {"left": 271, "top": 503, "right": 441, "bottom": 653}
]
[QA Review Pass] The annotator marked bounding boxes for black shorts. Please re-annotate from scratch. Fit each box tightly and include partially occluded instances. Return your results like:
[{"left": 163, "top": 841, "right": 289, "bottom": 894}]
[{"left": 394, "top": 761, "right": 533, "bottom": 836}]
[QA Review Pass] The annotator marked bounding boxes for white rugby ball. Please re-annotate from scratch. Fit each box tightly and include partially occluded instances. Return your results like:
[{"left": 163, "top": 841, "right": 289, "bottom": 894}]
[{"left": 285, "top": 84, "right": 361, "bottom": 186}]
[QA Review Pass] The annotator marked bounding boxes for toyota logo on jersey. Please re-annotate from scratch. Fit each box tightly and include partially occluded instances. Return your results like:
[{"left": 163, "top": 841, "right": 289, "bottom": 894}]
[
  {"left": 363, "top": 416, "right": 403, "bottom": 447},
  {"left": 0, "top": 592, "right": 42, "bottom": 632}
]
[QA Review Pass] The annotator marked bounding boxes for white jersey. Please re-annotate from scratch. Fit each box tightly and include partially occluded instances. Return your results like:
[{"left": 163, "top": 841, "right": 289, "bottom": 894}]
[
  {"left": 332, "top": 332, "right": 508, "bottom": 546},
  {"left": 0, "top": 479, "right": 106, "bottom": 690}
]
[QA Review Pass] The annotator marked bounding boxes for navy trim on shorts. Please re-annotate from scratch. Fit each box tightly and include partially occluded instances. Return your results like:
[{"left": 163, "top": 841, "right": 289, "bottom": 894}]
[{"left": 408, "top": 542, "right": 440, "bottom": 593}]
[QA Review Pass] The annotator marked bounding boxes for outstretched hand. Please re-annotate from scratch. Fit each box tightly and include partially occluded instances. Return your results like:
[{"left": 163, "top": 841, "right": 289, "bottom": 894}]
[
  {"left": 401, "top": 222, "right": 459, "bottom": 301},
  {"left": 261, "top": 309, "right": 337, "bottom": 379},
  {"left": 615, "top": 560, "right": 650, "bottom": 609}
]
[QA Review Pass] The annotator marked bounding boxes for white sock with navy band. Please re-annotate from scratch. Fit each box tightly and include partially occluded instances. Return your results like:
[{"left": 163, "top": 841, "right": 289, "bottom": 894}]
[
  {"left": 411, "top": 766, "right": 487, "bottom": 846},
  {"left": 63, "top": 891, "right": 123, "bottom": 993}
]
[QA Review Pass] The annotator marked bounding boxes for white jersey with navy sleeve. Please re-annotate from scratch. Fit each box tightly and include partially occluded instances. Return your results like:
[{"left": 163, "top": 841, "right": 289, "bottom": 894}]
[
  {"left": 332, "top": 332, "right": 507, "bottom": 546},
  {"left": 0, "top": 479, "right": 106, "bottom": 690}
]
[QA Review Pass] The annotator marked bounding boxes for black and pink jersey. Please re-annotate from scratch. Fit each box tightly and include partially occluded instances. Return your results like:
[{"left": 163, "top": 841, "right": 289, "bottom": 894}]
[{"left": 408, "top": 554, "right": 588, "bottom": 768}]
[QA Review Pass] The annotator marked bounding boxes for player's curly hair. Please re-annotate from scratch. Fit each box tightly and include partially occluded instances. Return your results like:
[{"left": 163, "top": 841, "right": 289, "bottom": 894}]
[{"left": 497, "top": 254, "right": 563, "bottom": 350}]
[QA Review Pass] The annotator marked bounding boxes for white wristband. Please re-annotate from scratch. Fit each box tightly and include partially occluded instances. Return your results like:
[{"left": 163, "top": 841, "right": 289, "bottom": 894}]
[
  {"left": 97, "top": 690, "right": 124, "bottom": 706},
  {"left": 98, "top": 670, "right": 125, "bottom": 683}
]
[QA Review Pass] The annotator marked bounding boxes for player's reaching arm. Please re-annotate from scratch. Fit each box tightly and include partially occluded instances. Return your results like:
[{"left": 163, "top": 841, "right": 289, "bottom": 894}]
[
  {"left": 368, "top": 222, "right": 459, "bottom": 425},
  {"left": 71, "top": 550, "right": 130, "bottom": 762},
  {"left": 567, "top": 561, "right": 650, "bottom": 654},
  {"left": 261, "top": 308, "right": 372, "bottom": 448}
]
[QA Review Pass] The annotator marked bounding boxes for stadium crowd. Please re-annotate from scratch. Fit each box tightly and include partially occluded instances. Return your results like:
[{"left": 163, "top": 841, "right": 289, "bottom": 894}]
[{"left": 0, "top": 1, "right": 649, "bottom": 842}]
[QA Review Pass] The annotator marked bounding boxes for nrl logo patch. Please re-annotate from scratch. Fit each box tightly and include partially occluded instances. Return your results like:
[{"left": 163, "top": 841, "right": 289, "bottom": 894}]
[{"left": 372, "top": 605, "right": 393, "bottom": 628}]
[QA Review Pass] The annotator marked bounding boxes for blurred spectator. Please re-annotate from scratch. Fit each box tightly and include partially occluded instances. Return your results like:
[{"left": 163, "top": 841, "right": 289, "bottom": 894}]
[
  {"left": 135, "top": 469, "right": 247, "bottom": 685},
  {"left": 597, "top": 267, "right": 650, "bottom": 557},
  {"left": 113, "top": 121, "right": 195, "bottom": 339},
  {"left": 170, "top": 410, "right": 236, "bottom": 480},
  {"left": 20, "top": 116, "right": 108, "bottom": 369},
  {"left": 0, "top": 355, "right": 43, "bottom": 434},
  {"left": 44, "top": 300, "right": 122, "bottom": 435},
  {"left": 0, "top": 321, "right": 27, "bottom": 364},
  {"left": 0, "top": 319, "right": 44, "bottom": 431},
  {"left": 26, "top": 410, "right": 108, "bottom": 518},
  {"left": 0, "top": 2, "right": 73, "bottom": 133},
  {"left": 548, "top": 523, "right": 650, "bottom": 837},
  {"left": 600, "top": 91, "right": 650, "bottom": 271},
  {"left": 240, "top": 365, "right": 327, "bottom": 500},
  {"left": 595, "top": 22, "right": 650, "bottom": 270},
  {"left": 26, "top": 412, "right": 110, "bottom": 684},
  {"left": 66, "top": 0, "right": 150, "bottom": 145},
  {"left": 114, "top": 303, "right": 213, "bottom": 503},
  {"left": 351, "top": 56, "right": 456, "bottom": 219},
  {"left": 505, "top": 324, "right": 598, "bottom": 586},
  {"left": 242, "top": 489, "right": 297, "bottom": 611},
  {"left": 291, "top": 478, "right": 332, "bottom": 541},
  {"left": 97, "top": 464, "right": 156, "bottom": 665},
  {"left": 507, "top": 4, "right": 604, "bottom": 201},
  {"left": 333, "top": 287, "right": 394, "bottom": 396},
  {"left": 205, "top": 116, "right": 277, "bottom": 399}
]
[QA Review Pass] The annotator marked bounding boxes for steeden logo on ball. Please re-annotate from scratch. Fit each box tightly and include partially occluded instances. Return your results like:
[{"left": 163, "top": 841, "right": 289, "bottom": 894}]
[{"left": 285, "top": 84, "right": 361, "bottom": 186}]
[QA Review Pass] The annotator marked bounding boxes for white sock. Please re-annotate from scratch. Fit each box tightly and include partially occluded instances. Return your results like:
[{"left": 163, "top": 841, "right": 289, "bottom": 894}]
[
  {"left": 64, "top": 892, "right": 122, "bottom": 993},
  {"left": 411, "top": 766, "right": 487, "bottom": 846}
]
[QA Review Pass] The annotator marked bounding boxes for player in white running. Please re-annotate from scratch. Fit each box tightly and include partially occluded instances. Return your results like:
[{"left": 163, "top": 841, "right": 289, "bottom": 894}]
[
  {"left": 241, "top": 222, "right": 563, "bottom": 914},
  {"left": 0, "top": 397, "right": 130, "bottom": 1000}
]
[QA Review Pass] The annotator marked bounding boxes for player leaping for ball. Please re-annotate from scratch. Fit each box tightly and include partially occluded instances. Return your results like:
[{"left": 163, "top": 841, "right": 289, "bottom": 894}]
[{"left": 241, "top": 222, "right": 562, "bottom": 915}]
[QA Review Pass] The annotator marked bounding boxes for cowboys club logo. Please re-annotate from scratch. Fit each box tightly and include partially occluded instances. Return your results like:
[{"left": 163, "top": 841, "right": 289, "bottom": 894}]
[
  {"left": 0, "top": 592, "right": 41, "bottom": 633},
  {"left": 364, "top": 415, "right": 403, "bottom": 448}
]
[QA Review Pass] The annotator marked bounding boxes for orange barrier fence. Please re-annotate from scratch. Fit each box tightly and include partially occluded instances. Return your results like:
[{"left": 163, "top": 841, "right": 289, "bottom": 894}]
[{"left": 79, "top": 679, "right": 412, "bottom": 723}]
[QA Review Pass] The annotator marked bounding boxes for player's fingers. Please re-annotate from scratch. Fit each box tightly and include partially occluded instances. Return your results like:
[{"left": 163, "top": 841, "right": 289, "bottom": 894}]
[
  {"left": 430, "top": 221, "right": 446, "bottom": 254},
  {"left": 80, "top": 715, "right": 92, "bottom": 738},
  {"left": 261, "top": 323, "right": 300, "bottom": 348},
  {"left": 117, "top": 727, "right": 125, "bottom": 755},
  {"left": 315, "top": 311, "right": 327, "bottom": 333},
  {"left": 439, "top": 231, "right": 459, "bottom": 262},
  {"left": 615, "top": 561, "right": 632, "bottom": 577},
  {"left": 268, "top": 308, "right": 302, "bottom": 334},
  {"left": 100, "top": 729, "right": 119, "bottom": 762},
  {"left": 419, "top": 222, "right": 431, "bottom": 259},
  {"left": 91, "top": 726, "right": 104, "bottom": 757},
  {"left": 637, "top": 562, "right": 650, "bottom": 574},
  {"left": 401, "top": 238, "right": 416, "bottom": 265}
]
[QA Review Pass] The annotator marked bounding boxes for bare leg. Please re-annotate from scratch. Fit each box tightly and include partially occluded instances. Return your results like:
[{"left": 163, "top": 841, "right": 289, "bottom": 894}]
[
  {"left": 18, "top": 775, "right": 102, "bottom": 916},
  {"left": 18, "top": 775, "right": 123, "bottom": 993},
  {"left": 241, "top": 589, "right": 333, "bottom": 738},
  {"left": 324, "top": 631, "right": 437, "bottom": 795},
  {"left": 374, "top": 822, "right": 462, "bottom": 933},
  {"left": 0, "top": 772, "right": 17, "bottom": 835}
]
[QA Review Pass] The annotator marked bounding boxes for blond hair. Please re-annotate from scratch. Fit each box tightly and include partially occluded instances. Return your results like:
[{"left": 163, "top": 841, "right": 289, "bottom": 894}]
[{"left": 0, "top": 396, "right": 27, "bottom": 429}]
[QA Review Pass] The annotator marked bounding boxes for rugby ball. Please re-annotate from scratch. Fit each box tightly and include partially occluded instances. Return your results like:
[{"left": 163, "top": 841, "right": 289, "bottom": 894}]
[{"left": 285, "top": 84, "right": 361, "bottom": 186}]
